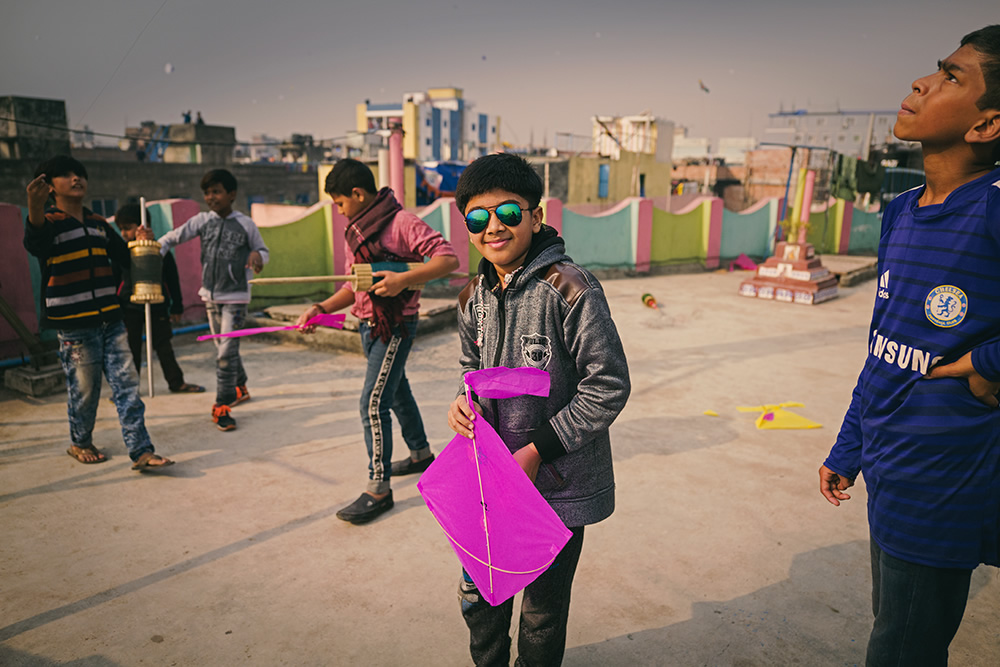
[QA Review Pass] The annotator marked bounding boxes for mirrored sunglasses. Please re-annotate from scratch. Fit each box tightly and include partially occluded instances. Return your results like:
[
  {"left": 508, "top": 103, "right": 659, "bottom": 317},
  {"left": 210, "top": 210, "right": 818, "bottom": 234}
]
[{"left": 464, "top": 202, "right": 535, "bottom": 234}]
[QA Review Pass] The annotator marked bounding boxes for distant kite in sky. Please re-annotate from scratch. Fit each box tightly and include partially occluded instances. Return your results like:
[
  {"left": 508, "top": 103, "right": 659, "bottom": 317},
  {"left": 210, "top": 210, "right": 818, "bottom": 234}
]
[{"left": 699, "top": 79, "right": 710, "bottom": 93}]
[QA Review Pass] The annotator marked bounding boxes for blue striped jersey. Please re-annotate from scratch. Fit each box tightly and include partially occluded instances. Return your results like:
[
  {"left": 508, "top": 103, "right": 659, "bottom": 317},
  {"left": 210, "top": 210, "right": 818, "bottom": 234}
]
[
  {"left": 23, "top": 208, "right": 130, "bottom": 329},
  {"left": 826, "top": 167, "right": 1000, "bottom": 569}
]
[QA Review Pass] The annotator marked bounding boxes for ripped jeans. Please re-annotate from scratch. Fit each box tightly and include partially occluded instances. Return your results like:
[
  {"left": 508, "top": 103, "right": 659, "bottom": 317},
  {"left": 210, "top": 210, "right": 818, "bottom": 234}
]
[
  {"left": 56, "top": 320, "right": 154, "bottom": 462},
  {"left": 206, "top": 302, "right": 248, "bottom": 406}
]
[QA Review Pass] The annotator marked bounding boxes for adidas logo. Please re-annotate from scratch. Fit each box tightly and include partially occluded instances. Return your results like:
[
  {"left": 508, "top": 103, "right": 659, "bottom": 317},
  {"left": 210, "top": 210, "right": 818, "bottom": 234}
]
[{"left": 878, "top": 270, "right": 890, "bottom": 300}]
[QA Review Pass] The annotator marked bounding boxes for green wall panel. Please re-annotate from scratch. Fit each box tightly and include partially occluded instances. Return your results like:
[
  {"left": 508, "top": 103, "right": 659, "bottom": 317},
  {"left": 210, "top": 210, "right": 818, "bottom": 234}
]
[{"left": 650, "top": 206, "right": 703, "bottom": 265}]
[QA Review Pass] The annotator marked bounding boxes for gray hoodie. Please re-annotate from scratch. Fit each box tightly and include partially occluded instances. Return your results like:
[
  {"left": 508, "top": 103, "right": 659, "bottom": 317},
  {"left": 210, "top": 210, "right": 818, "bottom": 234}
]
[
  {"left": 158, "top": 210, "right": 269, "bottom": 304},
  {"left": 458, "top": 230, "right": 630, "bottom": 527}
]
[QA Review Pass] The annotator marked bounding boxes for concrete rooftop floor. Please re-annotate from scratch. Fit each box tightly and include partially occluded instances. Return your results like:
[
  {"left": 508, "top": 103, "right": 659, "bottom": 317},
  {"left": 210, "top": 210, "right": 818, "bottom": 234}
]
[{"left": 1, "top": 270, "right": 998, "bottom": 666}]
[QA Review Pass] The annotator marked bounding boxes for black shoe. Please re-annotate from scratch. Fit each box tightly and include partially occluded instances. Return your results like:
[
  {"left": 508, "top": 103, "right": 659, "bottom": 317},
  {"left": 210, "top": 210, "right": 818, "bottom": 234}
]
[
  {"left": 212, "top": 404, "right": 236, "bottom": 431},
  {"left": 336, "top": 492, "right": 394, "bottom": 524},
  {"left": 390, "top": 454, "right": 435, "bottom": 476}
]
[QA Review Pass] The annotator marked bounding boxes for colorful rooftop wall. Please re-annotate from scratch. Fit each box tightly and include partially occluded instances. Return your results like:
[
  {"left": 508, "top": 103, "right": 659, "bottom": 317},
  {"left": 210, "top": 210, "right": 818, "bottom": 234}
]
[{"left": 1, "top": 195, "right": 881, "bottom": 359}]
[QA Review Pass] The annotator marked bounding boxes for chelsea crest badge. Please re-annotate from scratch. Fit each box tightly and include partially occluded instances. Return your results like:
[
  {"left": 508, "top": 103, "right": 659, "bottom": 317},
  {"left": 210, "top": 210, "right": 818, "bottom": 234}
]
[{"left": 925, "top": 285, "right": 968, "bottom": 328}]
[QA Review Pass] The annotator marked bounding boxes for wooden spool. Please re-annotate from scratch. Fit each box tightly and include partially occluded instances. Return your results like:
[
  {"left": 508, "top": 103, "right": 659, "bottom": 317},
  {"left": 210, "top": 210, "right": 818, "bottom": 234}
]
[
  {"left": 128, "top": 239, "right": 165, "bottom": 304},
  {"left": 249, "top": 262, "right": 427, "bottom": 291}
]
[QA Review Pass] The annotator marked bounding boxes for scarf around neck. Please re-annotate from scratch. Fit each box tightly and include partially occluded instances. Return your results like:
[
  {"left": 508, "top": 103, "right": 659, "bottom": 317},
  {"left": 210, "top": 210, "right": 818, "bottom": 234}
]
[{"left": 345, "top": 188, "right": 407, "bottom": 343}]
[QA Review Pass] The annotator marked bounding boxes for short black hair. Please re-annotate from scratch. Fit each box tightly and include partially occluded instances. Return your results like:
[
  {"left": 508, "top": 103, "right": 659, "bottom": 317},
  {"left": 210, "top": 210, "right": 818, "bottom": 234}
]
[
  {"left": 34, "top": 154, "right": 88, "bottom": 182},
  {"left": 200, "top": 168, "right": 237, "bottom": 193},
  {"left": 455, "top": 153, "right": 543, "bottom": 213},
  {"left": 961, "top": 25, "right": 1000, "bottom": 162},
  {"left": 113, "top": 203, "right": 144, "bottom": 229},
  {"left": 962, "top": 25, "right": 1000, "bottom": 111},
  {"left": 325, "top": 158, "right": 377, "bottom": 197}
]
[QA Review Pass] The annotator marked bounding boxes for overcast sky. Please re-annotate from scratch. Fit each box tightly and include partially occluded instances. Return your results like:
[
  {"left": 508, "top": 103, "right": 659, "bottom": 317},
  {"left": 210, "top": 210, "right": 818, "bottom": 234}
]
[{"left": 3, "top": 1, "right": 996, "bottom": 149}]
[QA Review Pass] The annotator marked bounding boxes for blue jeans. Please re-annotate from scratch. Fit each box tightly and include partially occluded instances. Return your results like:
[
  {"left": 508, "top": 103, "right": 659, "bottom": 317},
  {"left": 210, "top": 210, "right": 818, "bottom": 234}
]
[
  {"left": 206, "top": 302, "right": 248, "bottom": 406},
  {"left": 460, "top": 526, "right": 585, "bottom": 667},
  {"left": 56, "top": 320, "right": 154, "bottom": 462},
  {"left": 866, "top": 539, "right": 972, "bottom": 667},
  {"left": 359, "top": 320, "right": 428, "bottom": 494}
]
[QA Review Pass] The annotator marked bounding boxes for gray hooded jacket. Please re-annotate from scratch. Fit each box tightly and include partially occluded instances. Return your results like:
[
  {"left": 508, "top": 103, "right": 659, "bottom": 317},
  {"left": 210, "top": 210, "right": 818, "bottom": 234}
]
[{"left": 458, "top": 231, "right": 630, "bottom": 527}]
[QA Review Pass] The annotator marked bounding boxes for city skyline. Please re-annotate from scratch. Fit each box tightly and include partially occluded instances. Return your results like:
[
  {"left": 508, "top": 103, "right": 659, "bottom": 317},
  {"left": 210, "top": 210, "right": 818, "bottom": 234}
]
[{"left": 3, "top": 1, "right": 996, "bottom": 151}]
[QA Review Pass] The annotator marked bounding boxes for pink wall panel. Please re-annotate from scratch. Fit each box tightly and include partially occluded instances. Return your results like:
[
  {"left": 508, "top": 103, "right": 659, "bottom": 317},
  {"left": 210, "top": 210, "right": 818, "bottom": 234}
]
[
  {"left": 168, "top": 199, "right": 206, "bottom": 322},
  {"left": 0, "top": 204, "right": 38, "bottom": 357}
]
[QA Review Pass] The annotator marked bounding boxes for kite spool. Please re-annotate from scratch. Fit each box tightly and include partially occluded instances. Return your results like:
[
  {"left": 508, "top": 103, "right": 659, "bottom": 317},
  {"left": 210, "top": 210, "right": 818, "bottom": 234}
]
[
  {"left": 128, "top": 239, "right": 165, "bottom": 305},
  {"left": 249, "top": 261, "right": 428, "bottom": 291},
  {"left": 350, "top": 262, "right": 425, "bottom": 291}
]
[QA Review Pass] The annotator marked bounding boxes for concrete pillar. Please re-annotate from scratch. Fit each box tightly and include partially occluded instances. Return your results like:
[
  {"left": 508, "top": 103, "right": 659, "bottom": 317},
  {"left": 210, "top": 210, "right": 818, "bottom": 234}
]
[
  {"left": 377, "top": 148, "right": 389, "bottom": 189},
  {"left": 389, "top": 127, "right": 404, "bottom": 206}
]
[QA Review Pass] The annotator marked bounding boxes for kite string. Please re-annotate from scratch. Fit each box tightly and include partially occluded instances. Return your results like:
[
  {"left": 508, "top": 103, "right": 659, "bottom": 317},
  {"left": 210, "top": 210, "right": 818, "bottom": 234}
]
[
  {"left": 468, "top": 385, "right": 494, "bottom": 595},
  {"left": 76, "top": 0, "right": 171, "bottom": 129},
  {"left": 473, "top": 425, "right": 495, "bottom": 594},
  {"left": 437, "top": 527, "right": 558, "bottom": 574}
]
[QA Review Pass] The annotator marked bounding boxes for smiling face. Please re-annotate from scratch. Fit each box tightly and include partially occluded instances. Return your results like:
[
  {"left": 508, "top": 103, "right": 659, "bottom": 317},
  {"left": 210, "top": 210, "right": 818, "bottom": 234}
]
[
  {"left": 203, "top": 182, "right": 237, "bottom": 217},
  {"left": 895, "top": 44, "right": 990, "bottom": 149},
  {"left": 465, "top": 189, "right": 542, "bottom": 280}
]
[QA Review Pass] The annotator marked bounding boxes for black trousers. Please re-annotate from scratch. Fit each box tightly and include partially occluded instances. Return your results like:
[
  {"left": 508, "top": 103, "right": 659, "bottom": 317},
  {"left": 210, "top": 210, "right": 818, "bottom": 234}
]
[
  {"left": 866, "top": 539, "right": 973, "bottom": 667},
  {"left": 123, "top": 309, "right": 185, "bottom": 391},
  {"left": 461, "top": 526, "right": 585, "bottom": 667}
]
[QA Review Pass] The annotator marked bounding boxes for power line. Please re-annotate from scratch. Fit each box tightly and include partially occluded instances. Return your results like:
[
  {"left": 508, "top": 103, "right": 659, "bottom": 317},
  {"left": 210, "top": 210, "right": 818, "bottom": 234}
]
[{"left": 1, "top": 117, "right": 349, "bottom": 147}]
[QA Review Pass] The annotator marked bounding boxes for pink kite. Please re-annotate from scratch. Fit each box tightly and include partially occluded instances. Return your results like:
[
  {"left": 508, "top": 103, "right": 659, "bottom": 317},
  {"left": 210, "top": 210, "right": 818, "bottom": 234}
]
[
  {"left": 196, "top": 313, "right": 346, "bottom": 341},
  {"left": 417, "top": 367, "right": 572, "bottom": 606}
]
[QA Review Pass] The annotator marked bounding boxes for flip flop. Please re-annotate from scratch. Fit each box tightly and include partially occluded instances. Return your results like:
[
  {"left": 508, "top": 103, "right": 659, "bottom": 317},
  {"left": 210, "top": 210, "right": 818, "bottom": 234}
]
[
  {"left": 132, "top": 452, "right": 175, "bottom": 471},
  {"left": 67, "top": 445, "right": 107, "bottom": 464},
  {"left": 170, "top": 383, "right": 206, "bottom": 393}
]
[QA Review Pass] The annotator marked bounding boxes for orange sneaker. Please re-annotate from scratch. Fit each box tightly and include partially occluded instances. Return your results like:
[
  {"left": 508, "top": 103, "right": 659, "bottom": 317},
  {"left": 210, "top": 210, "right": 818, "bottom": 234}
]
[
  {"left": 212, "top": 404, "right": 236, "bottom": 431},
  {"left": 234, "top": 385, "right": 251, "bottom": 406}
]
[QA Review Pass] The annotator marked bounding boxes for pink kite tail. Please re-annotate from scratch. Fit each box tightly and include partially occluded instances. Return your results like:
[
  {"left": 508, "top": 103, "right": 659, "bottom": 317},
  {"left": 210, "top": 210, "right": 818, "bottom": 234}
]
[{"left": 196, "top": 313, "right": 346, "bottom": 341}]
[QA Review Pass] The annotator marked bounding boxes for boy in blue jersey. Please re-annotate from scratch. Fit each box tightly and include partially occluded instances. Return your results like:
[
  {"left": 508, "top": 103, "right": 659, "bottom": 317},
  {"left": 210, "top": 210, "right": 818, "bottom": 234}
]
[{"left": 819, "top": 25, "right": 1000, "bottom": 666}]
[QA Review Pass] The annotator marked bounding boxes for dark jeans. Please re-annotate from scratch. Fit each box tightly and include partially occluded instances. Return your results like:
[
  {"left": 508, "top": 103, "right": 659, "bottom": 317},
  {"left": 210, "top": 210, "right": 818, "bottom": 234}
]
[
  {"left": 358, "top": 320, "right": 428, "bottom": 494},
  {"left": 206, "top": 302, "right": 248, "bottom": 406},
  {"left": 461, "top": 526, "right": 585, "bottom": 667},
  {"left": 123, "top": 309, "right": 185, "bottom": 390},
  {"left": 866, "top": 539, "right": 972, "bottom": 667}
]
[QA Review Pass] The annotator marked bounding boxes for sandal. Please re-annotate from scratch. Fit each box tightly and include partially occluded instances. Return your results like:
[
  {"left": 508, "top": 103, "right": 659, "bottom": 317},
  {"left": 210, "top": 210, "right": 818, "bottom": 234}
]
[
  {"left": 67, "top": 445, "right": 107, "bottom": 464},
  {"left": 170, "top": 383, "right": 206, "bottom": 393},
  {"left": 132, "top": 451, "right": 175, "bottom": 471}
]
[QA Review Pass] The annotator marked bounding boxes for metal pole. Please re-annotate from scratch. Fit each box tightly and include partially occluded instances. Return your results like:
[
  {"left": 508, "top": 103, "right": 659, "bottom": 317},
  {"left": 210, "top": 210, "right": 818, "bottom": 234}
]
[{"left": 140, "top": 197, "right": 154, "bottom": 397}]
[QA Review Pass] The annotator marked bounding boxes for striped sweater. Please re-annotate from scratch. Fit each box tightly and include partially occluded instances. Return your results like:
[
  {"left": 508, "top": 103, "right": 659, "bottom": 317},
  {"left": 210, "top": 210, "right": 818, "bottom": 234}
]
[
  {"left": 23, "top": 207, "right": 129, "bottom": 329},
  {"left": 825, "top": 167, "right": 1000, "bottom": 569}
]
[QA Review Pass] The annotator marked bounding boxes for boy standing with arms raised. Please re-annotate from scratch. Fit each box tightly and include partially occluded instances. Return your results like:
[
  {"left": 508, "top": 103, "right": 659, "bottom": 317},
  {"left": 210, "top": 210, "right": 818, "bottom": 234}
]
[
  {"left": 449, "top": 153, "right": 630, "bottom": 665},
  {"left": 819, "top": 25, "right": 1000, "bottom": 665},
  {"left": 296, "top": 159, "right": 458, "bottom": 524},
  {"left": 23, "top": 155, "right": 173, "bottom": 470},
  {"left": 158, "top": 169, "right": 268, "bottom": 431}
]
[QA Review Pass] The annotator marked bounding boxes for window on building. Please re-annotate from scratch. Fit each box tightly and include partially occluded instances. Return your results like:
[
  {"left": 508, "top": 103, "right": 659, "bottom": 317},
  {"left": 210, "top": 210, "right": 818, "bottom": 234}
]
[
  {"left": 598, "top": 164, "right": 610, "bottom": 199},
  {"left": 443, "top": 120, "right": 448, "bottom": 128},
  {"left": 426, "top": 118, "right": 431, "bottom": 127},
  {"left": 471, "top": 123, "right": 476, "bottom": 131},
  {"left": 91, "top": 199, "right": 117, "bottom": 218},
  {"left": 426, "top": 138, "right": 431, "bottom": 146},
  {"left": 492, "top": 127, "right": 496, "bottom": 134}
]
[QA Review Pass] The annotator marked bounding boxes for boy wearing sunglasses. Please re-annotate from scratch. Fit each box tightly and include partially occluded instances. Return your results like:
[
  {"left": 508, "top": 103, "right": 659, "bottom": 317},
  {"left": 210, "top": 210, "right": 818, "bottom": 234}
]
[
  {"left": 449, "top": 153, "right": 631, "bottom": 665},
  {"left": 296, "top": 159, "right": 459, "bottom": 524}
]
